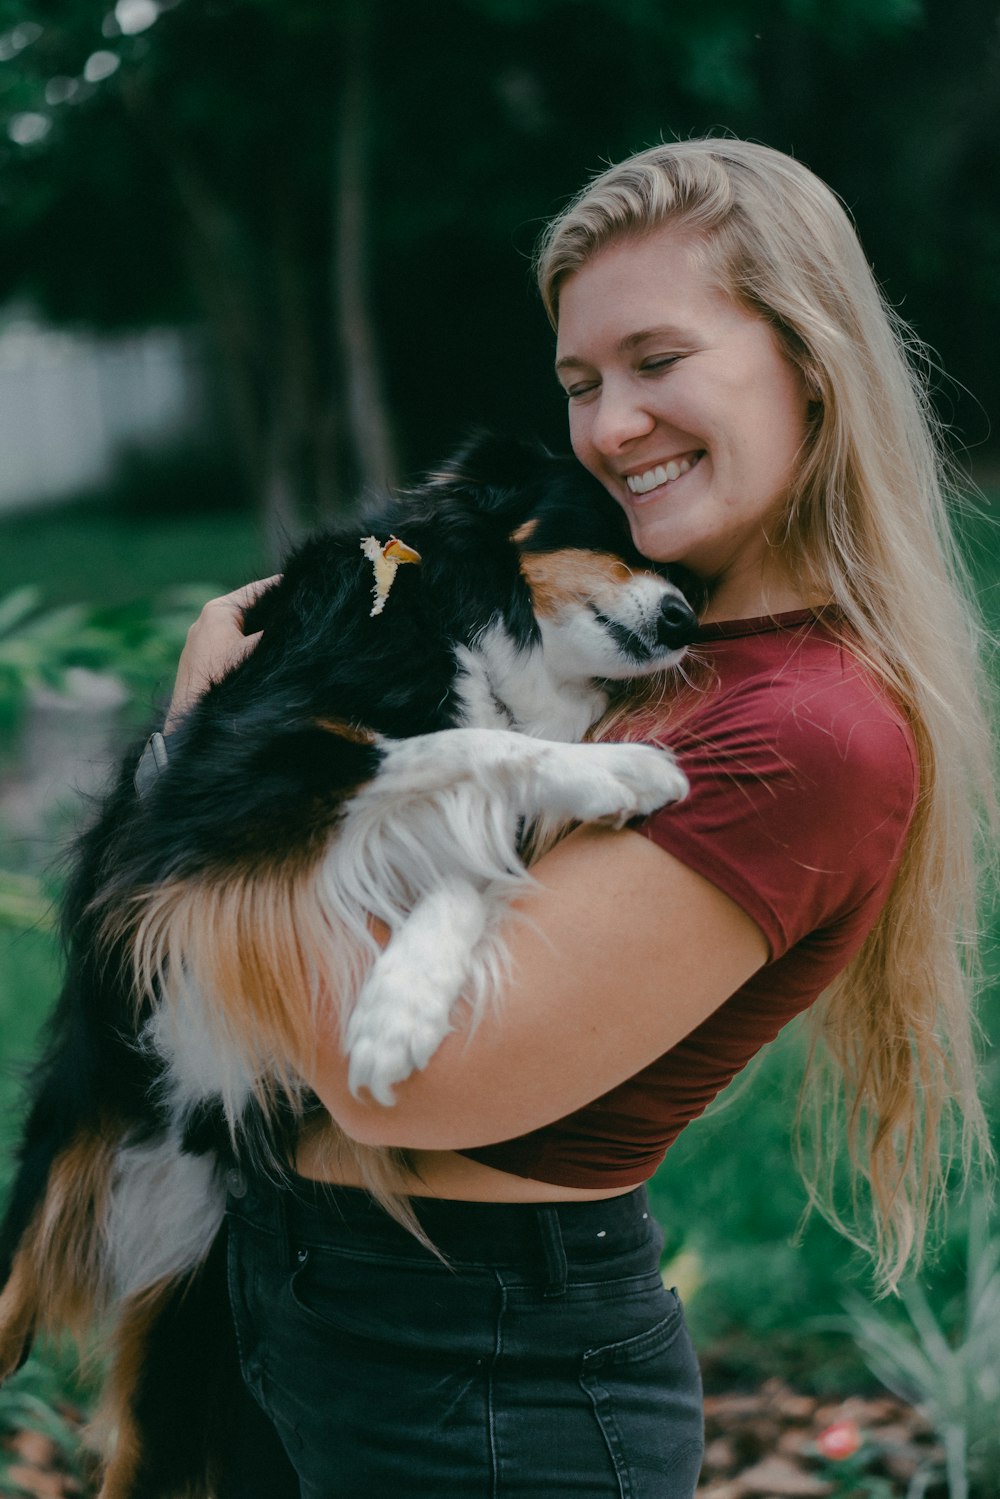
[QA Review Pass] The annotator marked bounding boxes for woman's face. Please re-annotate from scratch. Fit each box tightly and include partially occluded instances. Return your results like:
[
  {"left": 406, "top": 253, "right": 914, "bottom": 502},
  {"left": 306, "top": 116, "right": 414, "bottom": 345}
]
[{"left": 555, "top": 227, "right": 812, "bottom": 615}]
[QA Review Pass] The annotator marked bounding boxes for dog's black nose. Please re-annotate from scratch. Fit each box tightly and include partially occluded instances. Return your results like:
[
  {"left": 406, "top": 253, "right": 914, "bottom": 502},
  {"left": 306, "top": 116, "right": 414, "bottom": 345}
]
[{"left": 656, "top": 595, "right": 700, "bottom": 648}]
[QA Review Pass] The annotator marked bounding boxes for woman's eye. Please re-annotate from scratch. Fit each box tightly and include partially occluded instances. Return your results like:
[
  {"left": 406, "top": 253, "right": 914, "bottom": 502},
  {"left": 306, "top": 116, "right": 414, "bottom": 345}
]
[
  {"left": 640, "top": 356, "right": 680, "bottom": 374},
  {"left": 564, "top": 382, "right": 598, "bottom": 401}
]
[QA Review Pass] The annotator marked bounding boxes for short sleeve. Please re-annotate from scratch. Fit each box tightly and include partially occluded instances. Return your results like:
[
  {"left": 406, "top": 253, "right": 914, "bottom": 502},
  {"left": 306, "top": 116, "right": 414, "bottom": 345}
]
[{"left": 635, "top": 668, "right": 918, "bottom": 959}]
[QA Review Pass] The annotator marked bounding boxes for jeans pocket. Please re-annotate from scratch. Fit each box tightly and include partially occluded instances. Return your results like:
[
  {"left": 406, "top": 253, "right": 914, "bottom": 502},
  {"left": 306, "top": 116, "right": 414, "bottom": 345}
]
[
  {"left": 579, "top": 1293, "right": 704, "bottom": 1499},
  {"left": 286, "top": 1244, "right": 494, "bottom": 1367}
]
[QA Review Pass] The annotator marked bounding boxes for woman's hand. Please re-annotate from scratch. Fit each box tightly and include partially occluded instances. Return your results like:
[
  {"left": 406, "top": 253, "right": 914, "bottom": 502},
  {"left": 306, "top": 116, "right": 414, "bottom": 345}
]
[{"left": 164, "top": 576, "right": 281, "bottom": 734}]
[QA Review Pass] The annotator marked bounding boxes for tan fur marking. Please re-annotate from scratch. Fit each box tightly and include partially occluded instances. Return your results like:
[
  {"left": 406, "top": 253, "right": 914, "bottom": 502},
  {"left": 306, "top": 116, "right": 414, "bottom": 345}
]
[
  {"left": 0, "top": 1131, "right": 116, "bottom": 1372},
  {"left": 90, "top": 1283, "right": 174, "bottom": 1499},
  {"left": 314, "top": 716, "right": 378, "bottom": 746},
  {"left": 127, "top": 860, "right": 368, "bottom": 1113},
  {"left": 0, "top": 1250, "right": 39, "bottom": 1378},
  {"left": 519, "top": 549, "right": 635, "bottom": 615},
  {"left": 511, "top": 519, "right": 539, "bottom": 544}
]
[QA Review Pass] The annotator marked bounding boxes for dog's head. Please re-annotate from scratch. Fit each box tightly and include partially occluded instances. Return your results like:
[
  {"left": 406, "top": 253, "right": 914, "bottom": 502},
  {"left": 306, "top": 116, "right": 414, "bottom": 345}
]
[
  {"left": 236, "top": 433, "right": 702, "bottom": 738},
  {"left": 420, "top": 432, "right": 703, "bottom": 682}
]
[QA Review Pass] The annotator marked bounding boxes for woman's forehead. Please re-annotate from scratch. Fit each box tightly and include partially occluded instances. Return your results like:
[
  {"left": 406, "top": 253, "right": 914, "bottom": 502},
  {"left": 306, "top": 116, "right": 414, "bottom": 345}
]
[{"left": 554, "top": 232, "right": 742, "bottom": 363}]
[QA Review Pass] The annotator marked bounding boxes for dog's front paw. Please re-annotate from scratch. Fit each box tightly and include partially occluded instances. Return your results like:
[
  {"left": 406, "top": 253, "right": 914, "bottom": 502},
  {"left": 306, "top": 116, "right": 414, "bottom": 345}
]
[
  {"left": 344, "top": 968, "right": 455, "bottom": 1106},
  {"left": 595, "top": 743, "right": 689, "bottom": 823},
  {"left": 344, "top": 882, "right": 488, "bottom": 1105},
  {"left": 535, "top": 742, "right": 688, "bottom": 827}
]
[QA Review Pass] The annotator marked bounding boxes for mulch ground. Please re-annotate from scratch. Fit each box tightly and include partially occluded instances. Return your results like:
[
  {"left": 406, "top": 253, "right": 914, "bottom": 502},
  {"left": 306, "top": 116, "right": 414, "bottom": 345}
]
[
  {"left": 698, "top": 1379, "right": 941, "bottom": 1496},
  {"left": 1, "top": 1420, "right": 89, "bottom": 1498},
  {"left": 1, "top": 1381, "right": 941, "bottom": 1497}
]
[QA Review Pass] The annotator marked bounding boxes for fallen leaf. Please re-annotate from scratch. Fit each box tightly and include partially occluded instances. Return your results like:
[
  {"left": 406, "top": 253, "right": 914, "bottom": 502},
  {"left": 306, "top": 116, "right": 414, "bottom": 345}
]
[
  {"left": 10, "top": 1430, "right": 58, "bottom": 1467},
  {"left": 702, "top": 1435, "right": 737, "bottom": 1472},
  {"left": 735, "top": 1454, "right": 835, "bottom": 1497},
  {"left": 6, "top": 1461, "right": 73, "bottom": 1498}
]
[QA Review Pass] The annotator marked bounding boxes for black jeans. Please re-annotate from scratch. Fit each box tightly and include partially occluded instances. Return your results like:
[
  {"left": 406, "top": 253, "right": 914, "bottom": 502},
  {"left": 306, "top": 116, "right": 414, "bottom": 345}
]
[{"left": 222, "top": 1172, "right": 704, "bottom": 1498}]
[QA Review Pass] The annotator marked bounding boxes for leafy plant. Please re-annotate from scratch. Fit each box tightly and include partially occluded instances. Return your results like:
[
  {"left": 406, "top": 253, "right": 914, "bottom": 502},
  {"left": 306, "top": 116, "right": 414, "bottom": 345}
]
[
  {"left": 0, "top": 583, "right": 216, "bottom": 742},
  {"left": 0, "top": 871, "right": 53, "bottom": 932},
  {"left": 0, "top": 1352, "right": 91, "bottom": 1495},
  {"left": 843, "top": 1198, "right": 1000, "bottom": 1499}
]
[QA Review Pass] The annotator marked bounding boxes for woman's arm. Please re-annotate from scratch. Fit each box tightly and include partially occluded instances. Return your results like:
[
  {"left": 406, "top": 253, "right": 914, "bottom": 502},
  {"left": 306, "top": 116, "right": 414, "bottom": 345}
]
[{"left": 307, "top": 821, "right": 768, "bottom": 1150}]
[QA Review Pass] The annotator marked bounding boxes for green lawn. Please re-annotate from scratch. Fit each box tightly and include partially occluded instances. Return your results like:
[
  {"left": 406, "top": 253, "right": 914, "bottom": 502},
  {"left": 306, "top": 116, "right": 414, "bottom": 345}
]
[{"left": 0, "top": 502, "right": 265, "bottom": 608}]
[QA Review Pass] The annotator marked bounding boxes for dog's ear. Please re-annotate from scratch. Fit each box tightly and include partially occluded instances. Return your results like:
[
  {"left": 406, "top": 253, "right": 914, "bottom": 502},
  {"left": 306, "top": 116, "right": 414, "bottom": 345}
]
[
  {"left": 425, "top": 430, "right": 554, "bottom": 493},
  {"left": 419, "top": 430, "right": 575, "bottom": 535}
]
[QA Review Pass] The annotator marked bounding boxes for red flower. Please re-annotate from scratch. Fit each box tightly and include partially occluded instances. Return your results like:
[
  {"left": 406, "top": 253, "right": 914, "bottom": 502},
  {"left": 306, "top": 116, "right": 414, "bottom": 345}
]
[{"left": 816, "top": 1420, "right": 863, "bottom": 1461}]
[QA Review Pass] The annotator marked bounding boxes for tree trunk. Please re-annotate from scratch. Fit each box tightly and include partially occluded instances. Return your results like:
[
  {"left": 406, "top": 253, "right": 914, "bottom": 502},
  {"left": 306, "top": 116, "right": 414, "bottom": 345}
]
[
  {"left": 334, "top": 0, "right": 398, "bottom": 498},
  {"left": 121, "top": 76, "right": 312, "bottom": 553}
]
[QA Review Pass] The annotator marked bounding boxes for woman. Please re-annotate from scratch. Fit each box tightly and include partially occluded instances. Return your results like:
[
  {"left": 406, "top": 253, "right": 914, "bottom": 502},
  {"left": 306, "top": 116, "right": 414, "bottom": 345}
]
[{"left": 167, "top": 139, "right": 993, "bottom": 1498}]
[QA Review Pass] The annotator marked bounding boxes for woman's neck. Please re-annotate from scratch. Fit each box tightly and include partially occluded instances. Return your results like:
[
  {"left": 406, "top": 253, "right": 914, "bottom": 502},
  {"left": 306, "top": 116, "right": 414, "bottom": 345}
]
[{"left": 699, "top": 559, "right": 824, "bottom": 624}]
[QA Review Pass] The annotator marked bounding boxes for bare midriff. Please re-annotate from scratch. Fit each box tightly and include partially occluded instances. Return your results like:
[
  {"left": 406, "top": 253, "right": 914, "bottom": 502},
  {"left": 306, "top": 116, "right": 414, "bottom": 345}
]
[{"left": 293, "top": 1114, "right": 640, "bottom": 1203}]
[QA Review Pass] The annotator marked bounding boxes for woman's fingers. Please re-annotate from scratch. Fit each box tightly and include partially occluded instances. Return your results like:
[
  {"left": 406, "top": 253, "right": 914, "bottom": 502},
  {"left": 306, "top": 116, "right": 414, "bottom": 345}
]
[
  {"left": 212, "top": 575, "right": 283, "bottom": 619},
  {"left": 164, "top": 575, "right": 282, "bottom": 733}
]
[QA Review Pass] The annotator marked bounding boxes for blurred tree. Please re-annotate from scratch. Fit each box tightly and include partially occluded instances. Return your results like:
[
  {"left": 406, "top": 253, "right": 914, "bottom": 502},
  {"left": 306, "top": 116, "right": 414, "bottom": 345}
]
[{"left": 0, "top": 0, "right": 996, "bottom": 546}]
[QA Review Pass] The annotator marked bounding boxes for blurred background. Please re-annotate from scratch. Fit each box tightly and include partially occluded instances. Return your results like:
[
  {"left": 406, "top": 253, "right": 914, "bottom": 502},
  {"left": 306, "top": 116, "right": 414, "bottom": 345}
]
[{"left": 0, "top": 1, "right": 998, "bottom": 1494}]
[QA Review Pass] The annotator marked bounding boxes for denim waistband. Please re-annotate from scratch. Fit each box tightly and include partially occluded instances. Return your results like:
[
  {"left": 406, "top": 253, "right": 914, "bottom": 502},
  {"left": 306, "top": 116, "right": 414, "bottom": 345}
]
[{"left": 227, "top": 1168, "right": 659, "bottom": 1274}]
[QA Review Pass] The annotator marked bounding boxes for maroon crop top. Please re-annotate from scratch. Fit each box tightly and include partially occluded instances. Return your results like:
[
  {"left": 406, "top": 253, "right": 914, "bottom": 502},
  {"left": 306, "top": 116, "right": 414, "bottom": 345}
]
[{"left": 459, "top": 611, "right": 919, "bottom": 1188}]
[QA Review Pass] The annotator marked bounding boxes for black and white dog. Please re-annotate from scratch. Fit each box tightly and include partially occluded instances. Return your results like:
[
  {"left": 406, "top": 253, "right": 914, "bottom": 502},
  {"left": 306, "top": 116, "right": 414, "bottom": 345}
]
[{"left": 0, "top": 434, "right": 699, "bottom": 1498}]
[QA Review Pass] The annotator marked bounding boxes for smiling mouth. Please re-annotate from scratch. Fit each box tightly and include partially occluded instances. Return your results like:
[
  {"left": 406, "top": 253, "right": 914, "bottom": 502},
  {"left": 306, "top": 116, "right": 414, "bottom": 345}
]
[{"left": 625, "top": 452, "right": 704, "bottom": 496}]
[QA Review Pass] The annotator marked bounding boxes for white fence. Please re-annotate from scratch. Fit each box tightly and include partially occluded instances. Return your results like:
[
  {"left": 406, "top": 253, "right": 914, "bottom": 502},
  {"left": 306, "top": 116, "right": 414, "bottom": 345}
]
[{"left": 0, "top": 310, "right": 203, "bottom": 511}]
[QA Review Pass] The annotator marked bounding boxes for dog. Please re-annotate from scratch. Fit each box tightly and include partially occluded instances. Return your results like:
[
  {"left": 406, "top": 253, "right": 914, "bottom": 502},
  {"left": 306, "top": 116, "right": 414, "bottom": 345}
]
[{"left": 0, "top": 433, "right": 699, "bottom": 1498}]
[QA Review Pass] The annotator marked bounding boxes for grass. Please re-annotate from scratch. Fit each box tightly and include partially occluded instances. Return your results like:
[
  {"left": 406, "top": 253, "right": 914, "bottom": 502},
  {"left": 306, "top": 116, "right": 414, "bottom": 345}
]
[
  {"left": 0, "top": 502, "right": 264, "bottom": 609},
  {"left": 0, "top": 442, "right": 267, "bottom": 608}
]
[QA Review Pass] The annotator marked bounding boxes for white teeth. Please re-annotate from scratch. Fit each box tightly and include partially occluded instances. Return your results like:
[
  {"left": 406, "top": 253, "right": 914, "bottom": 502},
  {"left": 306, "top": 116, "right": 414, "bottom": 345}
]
[{"left": 625, "top": 454, "right": 698, "bottom": 495}]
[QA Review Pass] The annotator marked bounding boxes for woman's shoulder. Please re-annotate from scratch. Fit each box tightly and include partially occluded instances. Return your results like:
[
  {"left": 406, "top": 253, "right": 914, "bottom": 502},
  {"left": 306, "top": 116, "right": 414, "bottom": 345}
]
[
  {"left": 630, "top": 615, "right": 919, "bottom": 956},
  {"left": 672, "top": 611, "right": 917, "bottom": 792}
]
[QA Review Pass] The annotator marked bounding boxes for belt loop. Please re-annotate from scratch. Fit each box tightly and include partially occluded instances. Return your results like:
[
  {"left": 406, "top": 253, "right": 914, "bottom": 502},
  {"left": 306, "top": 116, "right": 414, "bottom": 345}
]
[{"left": 536, "top": 1207, "right": 568, "bottom": 1298}]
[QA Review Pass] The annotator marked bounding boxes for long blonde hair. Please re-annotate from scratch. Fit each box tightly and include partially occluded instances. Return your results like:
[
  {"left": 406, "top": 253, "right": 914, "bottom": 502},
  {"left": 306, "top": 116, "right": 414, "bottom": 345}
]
[{"left": 537, "top": 138, "right": 996, "bottom": 1289}]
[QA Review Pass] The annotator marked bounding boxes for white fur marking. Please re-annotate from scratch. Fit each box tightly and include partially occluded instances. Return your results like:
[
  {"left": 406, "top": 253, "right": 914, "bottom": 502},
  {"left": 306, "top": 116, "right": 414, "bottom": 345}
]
[{"left": 107, "top": 1136, "right": 225, "bottom": 1302}]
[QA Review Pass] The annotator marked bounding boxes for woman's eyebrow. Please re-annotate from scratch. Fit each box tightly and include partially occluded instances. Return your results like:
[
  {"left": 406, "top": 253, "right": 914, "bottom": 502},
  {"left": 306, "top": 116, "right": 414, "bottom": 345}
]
[
  {"left": 619, "top": 324, "right": 693, "bottom": 352},
  {"left": 555, "top": 324, "right": 693, "bottom": 372}
]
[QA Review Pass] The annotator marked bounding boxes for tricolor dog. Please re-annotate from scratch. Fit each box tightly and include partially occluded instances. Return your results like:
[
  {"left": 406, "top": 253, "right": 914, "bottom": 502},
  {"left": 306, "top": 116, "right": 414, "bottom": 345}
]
[{"left": 0, "top": 434, "right": 698, "bottom": 1498}]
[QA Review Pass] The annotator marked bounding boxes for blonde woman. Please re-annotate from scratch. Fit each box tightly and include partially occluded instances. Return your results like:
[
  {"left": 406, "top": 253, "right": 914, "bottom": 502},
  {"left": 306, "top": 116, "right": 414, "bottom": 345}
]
[{"left": 166, "top": 139, "right": 993, "bottom": 1498}]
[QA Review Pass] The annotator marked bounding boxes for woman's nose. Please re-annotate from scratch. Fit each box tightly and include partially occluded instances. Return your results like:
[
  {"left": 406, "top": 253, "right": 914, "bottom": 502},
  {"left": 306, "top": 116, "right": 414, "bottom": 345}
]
[{"left": 587, "top": 380, "right": 656, "bottom": 455}]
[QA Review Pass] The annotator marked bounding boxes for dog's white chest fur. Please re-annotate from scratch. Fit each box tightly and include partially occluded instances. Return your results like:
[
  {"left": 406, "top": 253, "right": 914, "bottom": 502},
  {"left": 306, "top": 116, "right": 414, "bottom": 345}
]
[{"left": 455, "top": 624, "right": 608, "bottom": 741}]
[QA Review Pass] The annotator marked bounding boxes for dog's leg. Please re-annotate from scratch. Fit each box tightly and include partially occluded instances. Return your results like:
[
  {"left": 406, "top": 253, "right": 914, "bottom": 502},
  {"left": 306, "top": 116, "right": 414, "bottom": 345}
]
[
  {"left": 338, "top": 732, "right": 687, "bottom": 1101},
  {"left": 0, "top": 1130, "right": 115, "bottom": 1377},
  {"left": 365, "top": 729, "right": 688, "bottom": 827},
  {"left": 344, "top": 879, "right": 488, "bottom": 1103},
  {"left": 0, "top": 1249, "right": 39, "bottom": 1381},
  {"left": 514, "top": 738, "right": 689, "bottom": 826}
]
